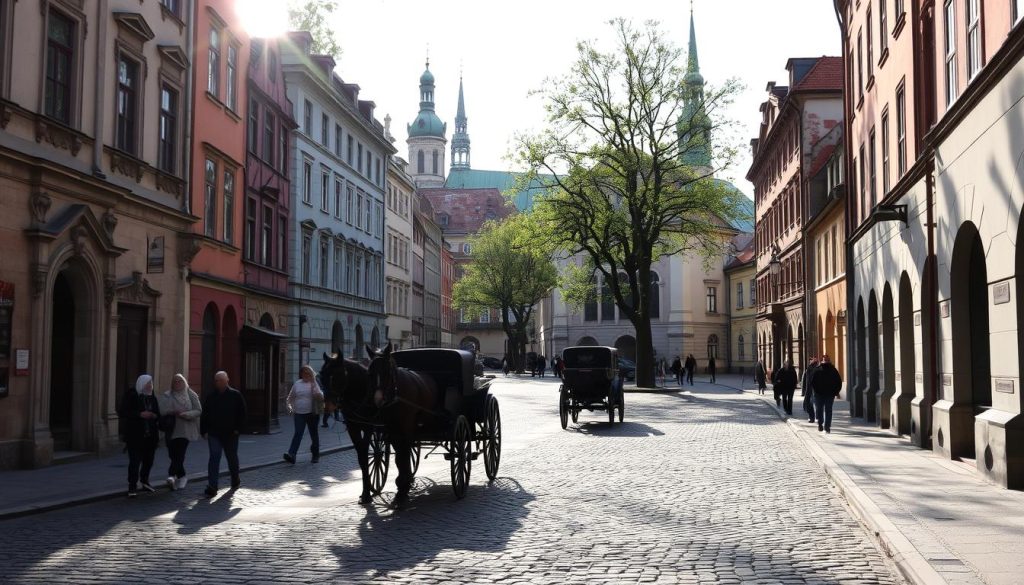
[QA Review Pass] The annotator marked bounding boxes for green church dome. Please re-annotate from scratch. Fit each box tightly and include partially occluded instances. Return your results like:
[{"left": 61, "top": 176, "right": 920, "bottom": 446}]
[
  {"left": 420, "top": 68, "right": 435, "bottom": 85},
  {"left": 408, "top": 111, "right": 446, "bottom": 138}
]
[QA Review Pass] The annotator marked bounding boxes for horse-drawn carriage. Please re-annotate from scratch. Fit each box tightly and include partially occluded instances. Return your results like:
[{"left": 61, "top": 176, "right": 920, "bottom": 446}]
[
  {"left": 321, "top": 346, "right": 501, "bottom": 503},
  {"left": 558, "top": 346, "right": 625, "bottom": 429}
]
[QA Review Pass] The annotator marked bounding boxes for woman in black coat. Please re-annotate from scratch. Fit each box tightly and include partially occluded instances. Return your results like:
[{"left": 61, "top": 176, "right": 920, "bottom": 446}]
[
  {"left": 774, "top": 360, "right": 799, "bottom": 416},
  {"left": 119, "top": 374, "right": 161, "bottom": 497}
]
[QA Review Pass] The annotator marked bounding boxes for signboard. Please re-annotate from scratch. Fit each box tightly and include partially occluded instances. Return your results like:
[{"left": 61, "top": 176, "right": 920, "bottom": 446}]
[
  {"left": 147, "top": 236, "right": 165, "bottom": 274},
  {"left": 994, "top": 378, "right": 1015, "bottom": 394},
  {"left": 14, "top": 349, "right": 29, "bottom": 376},
  {"left": 993, "top": 281, "right": 1011, "bottom": 306}
]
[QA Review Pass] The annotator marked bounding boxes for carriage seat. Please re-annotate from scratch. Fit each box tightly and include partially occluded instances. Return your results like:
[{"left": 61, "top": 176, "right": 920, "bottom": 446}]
[{"left": 392, "top": 349, "right": 478, "bottom": 403}]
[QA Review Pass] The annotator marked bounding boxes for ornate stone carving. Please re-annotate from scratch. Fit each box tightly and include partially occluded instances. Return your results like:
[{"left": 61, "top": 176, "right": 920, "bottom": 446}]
[
  {"left": 101, "top": 210, "right": 118, "bottom": 239},
  {"left": 29, "top": 191, "right": 52, "bottom": 225},
  {"left": 0, "top": 101, "right": 12, "bottom": 129},
  {"left": 35, "top": 118, "right": 83, "bottom": 156},
  {"left": 155, "top": 172, "right": 184, "bottom": 199},
  {"left": 105, "top": 277, "right": 116, "bottom": 307},
  {"left": 69, "top": 225, "right": 87, "bottom": 257},
  {"left": 30, "top": 264, "right": 47, "bottom": 298},
  {"left": 114, "top": 271, "right": 162, "bottom": 305},
  {"left": 178, "top": 237, "right": 202, "bottom": 267},
  {"left": 109, "top": 150, "right": 145, "bottom": 182}
]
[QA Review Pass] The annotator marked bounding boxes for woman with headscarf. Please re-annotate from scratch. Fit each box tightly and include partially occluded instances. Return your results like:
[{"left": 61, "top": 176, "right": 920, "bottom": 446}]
[
  {"left": 283, "top": 365, "right": 325, "bottom": 464},
  {"left": 157, "top": 373, "right": 202, "bottom": 491},
  {"left": 118, "top": 374, "right": 161, "bottom": 497}
]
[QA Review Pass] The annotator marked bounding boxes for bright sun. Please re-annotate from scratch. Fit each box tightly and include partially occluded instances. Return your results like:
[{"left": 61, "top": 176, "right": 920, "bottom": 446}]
[{"left": 236, "top": 0, "right": 290, "bottom": 38}]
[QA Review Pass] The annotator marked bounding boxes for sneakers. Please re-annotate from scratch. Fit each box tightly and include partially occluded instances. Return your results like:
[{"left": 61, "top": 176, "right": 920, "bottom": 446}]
[
  {"left": 127, "top": 488, "right": 137, "bottom": 498},
  {"left": 283, "top": 453, "right": 296, "bottom": 464},
  {"left": 176, "top": 476, "right": 188, "bottom": 490},
  {"left": 204, "top": 486, "right": 217, "bottom": 498},
  {"left": 166, "top": 476, "right": 177, "bottom": 491},
  {"left": 140, "top": 482, "right": 156, "bottom": 493}
]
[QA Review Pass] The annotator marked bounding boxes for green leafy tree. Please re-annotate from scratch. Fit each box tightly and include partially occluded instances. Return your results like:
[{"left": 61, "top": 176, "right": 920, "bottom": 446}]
[
  {"left": 288, "top": 0, "right": 342, "bottom": 60},
  {"left": 516, "top": 19, "right": 748, "bottom": 387},
  {"left": 453, "top": 214, "right": 559, "bottom": 373}
]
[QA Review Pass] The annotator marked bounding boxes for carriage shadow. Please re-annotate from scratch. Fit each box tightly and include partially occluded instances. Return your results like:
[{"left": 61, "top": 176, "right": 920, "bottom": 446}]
[
  {"left": 331, "top": 477, "right": 534, "bottom": 579},
  {"left": 573, "top": 420, "right": 665, "bottom": 437}
]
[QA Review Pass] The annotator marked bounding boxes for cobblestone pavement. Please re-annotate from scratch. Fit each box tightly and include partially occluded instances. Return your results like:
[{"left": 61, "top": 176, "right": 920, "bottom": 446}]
[{"left": 0, "top": 378, "right": 901, "bottom": 584}]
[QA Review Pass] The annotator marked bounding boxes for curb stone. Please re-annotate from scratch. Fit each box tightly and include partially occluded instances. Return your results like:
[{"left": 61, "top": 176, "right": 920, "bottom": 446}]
[{"left": 742, "top": 389, "right": 944, "bottom": 585}]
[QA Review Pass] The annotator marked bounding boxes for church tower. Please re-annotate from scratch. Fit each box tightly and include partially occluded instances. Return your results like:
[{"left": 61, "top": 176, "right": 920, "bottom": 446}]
[
  {"left": 678, "top": 8, "right": 713, "bottom": 177},
  {"left": 407, "top": 60, "right": 448, "bottom": 188},
  {"left": 451, "top": 76, "right": 471, "bottom": 170}
]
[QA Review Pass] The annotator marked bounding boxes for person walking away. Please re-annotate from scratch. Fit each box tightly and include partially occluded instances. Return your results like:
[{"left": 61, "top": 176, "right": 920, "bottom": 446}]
[
  {"left": 708, "top": 356, "right": 717, "bottom": 384},
  {"left": 284, "top": 365, "right": 325, "bottom": 464},
  {"left": 671, "top": 356, "right": 683, "bottom": 386},
  {"left": 801, "top": 357, "right": 820, "bottom": 423},
  {"left": 157, "top": 374, "right": 202, "bottom": 491},
  {"left": 538, "top": 354, "right": 546, "bottom": 378},
  {"left": 685, "top": 354, "right": 697, "bottom": 386},
  {"left": 119, "top": 375, "right": 161, "bottom": 497},
  {"left": 755, "top": 360, "right": 767, "bottom": 395},
  {"left": 812, "top": 354, "right": 843, "bottom": 433},
  {"left": 775, "top": 359, "right": 799, "bottom": 415},
  {"left": 772, "top": 363, "right": 783, "bottom": 406},
  {"left": 201, "top": 371, "right": 247, "bottom": 497}
]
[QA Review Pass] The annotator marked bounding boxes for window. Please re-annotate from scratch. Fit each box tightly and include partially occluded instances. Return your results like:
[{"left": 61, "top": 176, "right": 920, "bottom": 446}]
[
  {"left": 302, "top": 232, "right": 312, "bottom": 284},
  {"left": 345, "top": 249, "right": 354, "bottom": 293},
  {"left": 302, "top": 159, "right": 312, "bottom": 204},
  {"left": 432, "top": 150, "right": 439, "bottom": 174},
  {"left": 320, "top": 238, "right": 329, "bottom": 287},
  {"left": 866, "top": 10, "right": 874, "bottom": 79},
  {"left": 966, "top": 0, "right": 981, "bottom": 79},
  {"left": 738, "top": 335, "right": 745, "bottom": 360},
  {"left": 303, "top": 100, "right": 312, "bottom": 134},
  {"left": 321, "top": 113, "right": 329, "bottom": 145},
  {"left": 880, "top": 0, "right": 888, "bottom": 53},
  {"left": 706, "top": 287, "right": 717, "bottom": 313},
  {"left": 354, "top": 252, "right": 362, "bottom": 295},
  {"left": 346, "top": 184, "right": 355, "bottom": 224},
  {"left": 223, "top": 170, "right": 235, "bottom": 244},
  {"left": 115, "top": 55, "right": 139, "bottom": 154},
  {"left": 357, "top": 144, "right": 363, "bottom": 174},
  {"left": 601, "top": 277, "right": 615, "bottom": 321},
  {"left": 859, "top": 146, "right": 866, "bottom": 220},
  {"left": 202, "top": 160, "right": 217, "bottom": 237},
  {"left": 896, "top": 83, "right": 907, "bottom": 176},
  {"left": 347, "top": 135, "right": 354, "bottom": 166},
  {"left": 278, "top": 126, "right": 288, "bottom": 176},
  {"left": 158, "top": 86, "right": 178, "bottom": 173},
  {"left": 356, "top": 192, "right": 363, "bottom": 230},
  {"left": 944, "top": 0, "right": 958, "bottom": 106},
  {"left": 881, "top": 110, "right": 890, "bottom": 195},
  {"left": 707, "top": 335, "right": 719, "bottom": 359},
  {"left": 335, "top": 124, "right": 342, "bottom": 156},
  {"left": 160, "top": 0, "right": 180, "bottom": 17},
  {"left": 226, "top": 44, "right": 238, "bottom": 110},
  {"left": 207, "top": 27, "right": 220, "bottom": 97},
  {"left": 334, "top": 243, "right": 343, "bottom": 290},
  {"left": 462, "top": 242, "right": 472, "bottom": 255},
  {"left": 857, "top": 31, "right": 864, "bottom": 98},
  {"left": 584, "top": 277, "right": 598, "bottom": 321},
  {"left": 244, "top": 198, "right": 256, "bottom": 260},
  {"left": 417, "top": 150, "right": 424, "bottom": 173},
  {"left": 750, "top": 279, "right": 756, "bottom": 305},
  {"left": 321, "top": 170, "right": 330, "bottom": 212},
  {"left": 365, "top": 195, "right": 372, "bottom": 231},
  {"left": 262, "top": 111, "right": 275, "bottom": 163},
  {"left": 261, "top": 206, "right": 272, "bottom": 266},
  {"left": 278, "top": 217, "right": 287, "bottom": 271},
  {"left": 334, "top": 178, "right": 343, "bottom": 219},
  {"left": 869, "top": 127, "right": 877, "bottom": 209},
  {"left": 737, "top": 282, "right": 744, "bottom": 309},
  {"left": 1016, "top": 0, "right": 1024, "bottom": 22},
  {"left": 45, "top": 11, "right": 75, "bottom": 125},
  {"left": 247, "top": 98, "right": 258, "bottom": 153},
  {"left": 268, "top": 47, "right": 277, "bottom": 82}
]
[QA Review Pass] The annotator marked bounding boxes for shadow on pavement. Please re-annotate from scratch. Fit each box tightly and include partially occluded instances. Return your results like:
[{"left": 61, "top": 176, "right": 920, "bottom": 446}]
[{"left": 573, "top": 420, "right": 666, "bottom": 437}]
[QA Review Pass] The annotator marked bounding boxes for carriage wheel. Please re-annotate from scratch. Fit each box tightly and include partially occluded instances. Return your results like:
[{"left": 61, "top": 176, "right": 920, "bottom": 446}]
[
  {"left": 619, "top": 391, "right": 625, "bottom": 422},
  {"left": 450, "top": 415, "right": 472, "bottom": 499},
  {"left": 410, "top": 443, "right": 421, "bottom": 477},
  {"left": 559, "top": 386, "right": 569, "bottom": 429},
  {"left": 571, "top": 404, "right": 579, "bottom": 424},
  {"left": 483, "top": 395, "right": 502, "bottom": 481},
  {"left": 368, "top": 429, "right": 390, "bottom": 496},
  {"left": 608, "top": 399, "right": 615, "bottom": 424}
]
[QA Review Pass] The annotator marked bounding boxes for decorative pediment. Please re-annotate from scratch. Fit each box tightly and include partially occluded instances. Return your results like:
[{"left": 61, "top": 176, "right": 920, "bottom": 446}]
[
  {"left": 114, "top": 271, "right": 162, "bottom": 305},
  {"left": 300, "top": 219, "right": 319, "bottom": 232},
  {"left": 157, "top": 45, "right": 190, "bottom": 72},
  {"left": 24, "top": 203, "right": 126, "bottom": 258},
  {"left": 112, "top": 12, "right": 155, "bottom": 44}
]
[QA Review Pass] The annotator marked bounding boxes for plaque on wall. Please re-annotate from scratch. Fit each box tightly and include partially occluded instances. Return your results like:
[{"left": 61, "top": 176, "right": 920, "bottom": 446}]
[
  {"left": 914, "top": 312, "right": 921, "bottom": 326},
  {"left": 940, "top": 301, "right": 950, "bottom": 318},
  {"left": 894, "top": 319, "right": 899, "bottom": 332},
  {"left": 915, "top": 373, "right": 923, "bottom": 383},
  {"left": 993, "top": 281, "right": 1011, "bottom": 305},
  {"left": 942, "top": 373, "right": 952, "bottom": 386},
  {"left": 147, "top": 236, "right": 165, "bottom": 274},
  {"left": 994, "top": 379, "right": 1015, "bottom": 394},
  {"left": 895, "top": 372, "right": 902, "bottom": 381}
]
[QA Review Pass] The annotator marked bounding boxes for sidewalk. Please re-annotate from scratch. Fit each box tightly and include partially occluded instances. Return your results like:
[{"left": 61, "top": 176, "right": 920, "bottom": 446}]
[
  {"left": 0, "top": 418, "right": 353, "bottom": 519},
  {"left": 741, "top": 386, "right": 1024, "bottom": 585}
]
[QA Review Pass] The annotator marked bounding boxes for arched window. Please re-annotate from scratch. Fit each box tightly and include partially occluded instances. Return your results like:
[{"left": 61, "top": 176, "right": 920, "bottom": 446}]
[
  {"left": 432, "top": 150, "right": 439, "bottom": 174},
  {"left": 417, "top": 150, "right": 424, "bottom": 173},
  {"left": 738, "top": 334, "right": 745, "bottom": 360},
  {"left": 584, "top": 275, "right": 598, "bottom": 322},
  {"left": 649, "top": 272, "right": 660, "bottom": 319},
  {"left": 600, "top": 275, "right": 615, "bottom": 321},
  {"left": 707, "top": 334, "right": 719, "bottom": 359},
  {"left": 259, "top": 313, "right": 274, "bottom": 330}
]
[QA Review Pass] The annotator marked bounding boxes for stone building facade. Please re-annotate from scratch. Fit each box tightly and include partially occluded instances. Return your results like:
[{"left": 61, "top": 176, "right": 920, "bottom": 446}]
[
  {"left": 724, "top": 237, "right": 757, "bottom": 374},
  {"left": 384, "top": 156, "right": 414, "bottom": 349}
]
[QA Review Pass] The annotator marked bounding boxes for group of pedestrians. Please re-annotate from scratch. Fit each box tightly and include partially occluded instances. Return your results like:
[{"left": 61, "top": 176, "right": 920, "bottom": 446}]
[
  {"left": 669, "top": 354, "right": 715, "bottom": 386},
  {"left": 118, "top": 365, "right": 327, "bottom": 499},
  {"left": 755, "top": 355, "right": 843, "bottom": 433}
]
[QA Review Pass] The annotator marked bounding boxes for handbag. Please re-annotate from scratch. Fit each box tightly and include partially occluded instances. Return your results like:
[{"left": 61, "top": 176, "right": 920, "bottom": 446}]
[{"left": 158, "top": 413, "right": 176, "bottom": 435}]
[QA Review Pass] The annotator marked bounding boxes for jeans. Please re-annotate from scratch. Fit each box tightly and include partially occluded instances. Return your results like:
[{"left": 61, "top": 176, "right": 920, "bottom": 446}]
[
  {"left": 288, "top": 413, "right": 320, "bottom": 458},
  {"left": 127, "top": 435, "right": 158, "bottom": 488},
  {"left": 814, "top": 394, "right": 835, "bottom": 431},
  {"left": 676, "top": 372, "right": 683, "bottom": 386},
  {"left": 321, "top": 408, "right": 341, "bottom": 426},
  {"left": 167, "top": 437, "right": 190, "bottom": 479},
  {"left": 803, "top": 393, "right": 816, "bottom": 420},
  {"left": 207, "top": 434, "right": 240, "bottom": 490},
  {"left": 782, "top": 390, "right": 796, "bottom": 414},
  {"left": 686, "top": 369, "right": 694, "bottom": 385},
  {"left": 709, "top": 370, "right": 716, "bottom": 384}
]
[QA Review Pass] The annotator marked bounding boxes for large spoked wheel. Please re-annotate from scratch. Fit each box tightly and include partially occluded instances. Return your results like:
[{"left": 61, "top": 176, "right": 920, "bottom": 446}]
[
  {"left": 368, "top": 429, "right": 390, "bottom": 496},
  {"left": 450, "top": 415, "right": 472, "bottom": 499},
  {"left": 571, "top": 404, "right": 579, "bottom": 424},
  {"left": 483, "top": 395, "right": 502, "bottom": 481},
  {"left": 559, "top": 386, "right": 569, "bottom": 429},
  {"left": 608, "top": 398, "right": 616, "bottom": 424},
  {"left": 410, "top": 443, "right": 421, "bottom": 477},
  {"left": 619, "top": 391, "right": 625, "bottom": 422}
]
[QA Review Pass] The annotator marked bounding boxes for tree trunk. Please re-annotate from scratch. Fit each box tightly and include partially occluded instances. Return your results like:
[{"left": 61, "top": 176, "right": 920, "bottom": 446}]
[{"left": 634, "top": 315, "right": 656, "bottom": 388}]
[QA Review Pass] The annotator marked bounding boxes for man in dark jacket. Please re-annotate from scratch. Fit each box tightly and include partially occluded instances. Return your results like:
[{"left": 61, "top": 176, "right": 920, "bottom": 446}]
[
  {"left": 802, "top": 357, "right": 820, "bottom": 423},
  {"left": 201, "top": 371, "right": 247, "bottom": 496},
  {"left": 707, "top": 357, "right": 717, "bottom": 384},
  {"left": 811, "top": 354, "right": 843, "bottom": 433},
  {"left": 754, "top": 360, "right": 767, "bottom": 395},
  {"left": 671, "top": 356, "right": 683, "bottom": 386},
  {"left": 774, "top": 359, "right": 799, "bottom": 415},
  {"left": 685, "top": 355, "right": 697, "bottom": 386}
]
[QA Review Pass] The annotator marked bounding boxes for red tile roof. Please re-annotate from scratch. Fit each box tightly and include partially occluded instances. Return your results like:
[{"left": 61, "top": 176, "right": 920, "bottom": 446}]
[
  {"left": 807, "top": 144, "right": 837, "bottom": 178},
  {"left": 794, "top": 56, "right": 844, "bottom": 92},
  {"left": 419, "top": 188, "right": 516, "bottom": 234}
]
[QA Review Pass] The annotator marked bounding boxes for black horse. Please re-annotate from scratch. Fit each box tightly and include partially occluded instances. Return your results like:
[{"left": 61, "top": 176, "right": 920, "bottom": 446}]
[
  {"left": 366, "top": 342, "right": 439, "bottom": 504},
  {"left": 319, "top": 350, "right": 377, "bottom": 505}
]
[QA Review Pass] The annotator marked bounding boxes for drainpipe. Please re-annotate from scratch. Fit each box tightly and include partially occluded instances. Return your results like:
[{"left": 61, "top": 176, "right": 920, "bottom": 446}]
[
  {"left": 181, "top": 0, "right": 196, "bottom": 374},
  {"left": 834, "top": 0, "right": 857, "bottom": 403},
  {"left": 92, "top": 0, "right": 109, "bottom": 177}
]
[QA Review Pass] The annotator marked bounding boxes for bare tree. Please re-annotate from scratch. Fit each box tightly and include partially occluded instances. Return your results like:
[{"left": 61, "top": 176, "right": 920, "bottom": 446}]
[{"left": 288, "top": 0, "right": 342, "bottom": 60}]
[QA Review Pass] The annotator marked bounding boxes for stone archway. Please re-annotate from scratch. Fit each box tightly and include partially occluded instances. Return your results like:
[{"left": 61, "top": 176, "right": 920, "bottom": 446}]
[
  {"left": 354, "top": 324, "right": 364, "bottom": 359},
  {"left": 825, "top": 311, "right": 836, "bottom": 361},
  {"left": 614, "top": 335, "right": 637, "bottom": 362},
  {"left": 200, "top": 303, "right": 219, "bottom": 395},
  {"left": 854, "top": 298, "right": 867, "bottom": 418},
  {"left": 895, "top": 272, "right": 915, "bottom": 436},
  {"left": 371, "top": 326, "right": 381, "bottom": 349},
  {"left": 867, "top": 291, "right": 880, "bottom": 423},
  {"left": 48, "top": 261, "right": 98, "bottom": 452},
  {"left": 222, "top": 306, "right": 240, "bottom": 384},
  {"left": 576, "top": 336, "right": 599, "bottom": 347},
  {"left": 460, "top": 336, "right": 481, "bottom": 352},
  {"left": 880, "top": 284, "right": 896, "bottom": 430},
  {"left": 330, "top": 320, "right": 344, "bottom": 356}
]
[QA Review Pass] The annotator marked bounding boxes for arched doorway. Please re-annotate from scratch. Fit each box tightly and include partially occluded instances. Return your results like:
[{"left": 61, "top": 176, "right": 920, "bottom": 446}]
[
  {"left": 706, "top": 334, "right": 719, "bottom": 360},
  {"left": 796, "top": 323, "right": 804, "bottom": 368},
  {"left": 825, "top": 311, "right": 836, "bottom": 360},
  {"left": 222, "top": 306, "right": 239, "bottom": 384},
  {"left": 354, "top": 324, "right": 364, "bottom": 359},
  {"left": 948, "top": 222, "right": 990, "bottom": 458},
  {"left": 371, "top": 326, "right": 381, "bottom": 349},
  {"left": 576, "top": 336, "right": 599, "bottom": 347},
  {"left": 614, "top": 335, "right": 636, "bottom": 362},
  {"left": 881, "top": 284, "right": 896, "bottom": 429},
  {"left": 49, "top": 272, "right": 75, "bottom": 449},
  {"left": 785, "top": 325, "right": 794, "bottom": 365},
  {"left": 896, "top": 272, "right": 916, "bottom": 435},
  {"left": 330, "top": 321, "right": 344, "bottom": 356},
  {"left": 854, "top": 298, "right": 867, "bottom": 418},
  {"left": 200, "top": 303, "right": 219, "bottom": 396},
  {"left": 259, "top": 313, "right": 274, "bottom": 330},
  {"left": 460, "top": 336, "right": 481, "bottom": 351},
  {"left": 867, "top": 291, "right": 880, "bottom": 423},
  {"left": 49, "top": 260, "right": 99, "bottom": 451},
  {"left": 915, "top": 256, "right": 938, "bottom": 448}
]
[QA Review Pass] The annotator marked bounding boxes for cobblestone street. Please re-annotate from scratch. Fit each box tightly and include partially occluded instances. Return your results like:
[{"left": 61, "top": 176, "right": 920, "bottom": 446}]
[{"left": 0, "top": 379, "right": 901, "bottom": 584}]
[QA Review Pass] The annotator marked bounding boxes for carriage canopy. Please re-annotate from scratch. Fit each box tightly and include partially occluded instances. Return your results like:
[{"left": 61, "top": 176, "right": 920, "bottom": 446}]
[{"left": 562, "top": 346, "right": 618, "bottom": 370}]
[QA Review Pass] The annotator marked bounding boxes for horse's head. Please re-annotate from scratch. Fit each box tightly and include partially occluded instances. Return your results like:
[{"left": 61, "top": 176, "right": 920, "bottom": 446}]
[
  {"left": 320, "top": 348, "right": 347, "bottom": 399},
  {"left": 366, "top": 342, "right": 396, "bottom": 408}
]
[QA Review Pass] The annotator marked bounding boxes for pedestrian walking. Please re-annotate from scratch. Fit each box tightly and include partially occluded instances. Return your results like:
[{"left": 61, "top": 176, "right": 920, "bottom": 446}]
[
  {"left": 119, "top": 374, "right": 161, "bottom": 497},
  {"left": 657, "top": 357, "right": 667, "bottom": 386},
  {"left": 538, "top": 354, "right": 546, "bottom": 378},
  {"left": 157, "top": 373, "right": 202, "bottom": 491},
  {"left": 502, "top": 354, "right": 511, "bottom": 377},
  {"left": 284, "top": 365, "right": 325, "bottom": 464},
  {"left": 812, "top": 354, "right": 843, "bottom": 433},
  {"left": 685, "top": 354, "right": 696, "bottom": 386},
  {"left": 755, "top": 360, "right": 767, "bottom": 395},
  {"left": 774, "top": 359, "right": 799, "bottom": 415},
  {"left": 671, "top": 356, "right": 683, "bottom": 386},
  {"left": 772, "top": 363, "right": 783, "bottom": 406},
  {"left": 707, "top": 356, "right": 717, "bottom": 384},
  {"left": 554, "top": 356, "right": 564, "bottom": 379},
  {"left": 200, "top": 371, "right": 247, "bottom": 497},
  {"left": 801, "top": 357, "right": 820, "bottom": 423}
]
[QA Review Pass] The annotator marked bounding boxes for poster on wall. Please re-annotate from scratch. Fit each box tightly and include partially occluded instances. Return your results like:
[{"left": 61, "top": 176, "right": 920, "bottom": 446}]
[{"left": 147, "top": 236, "right": 165, "bottom": 274}]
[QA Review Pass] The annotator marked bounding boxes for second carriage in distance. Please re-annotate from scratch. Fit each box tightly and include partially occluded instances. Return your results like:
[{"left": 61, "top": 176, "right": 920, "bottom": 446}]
[{"left": 558, "top": 345, "right": 625, "bottom": 429}]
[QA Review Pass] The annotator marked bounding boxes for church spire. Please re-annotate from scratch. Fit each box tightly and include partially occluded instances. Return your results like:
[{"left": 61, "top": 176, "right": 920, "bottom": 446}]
[
  {"left": 451, "top": 74, "right": 471, "bottom": 170},
  {"left": 685, "top": 4, "right": 703, "bottom": 85},
  {"left": 678, "top": 3, "right": 712, "bottom": 173}
]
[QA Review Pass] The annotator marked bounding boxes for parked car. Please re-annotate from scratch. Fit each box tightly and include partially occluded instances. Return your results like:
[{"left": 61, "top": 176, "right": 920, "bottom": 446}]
[
  {"left": 617, "top": 357, "right": 636, "bottom": 381},
  {"left": 480, "top": 355, "right": 503, "bottom": 370}
]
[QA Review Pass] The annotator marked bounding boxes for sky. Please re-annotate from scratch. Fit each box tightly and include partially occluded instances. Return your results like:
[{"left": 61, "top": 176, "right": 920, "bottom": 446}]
[{"left": 240, "top": 0, "right": 842, "bottom": 197}]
